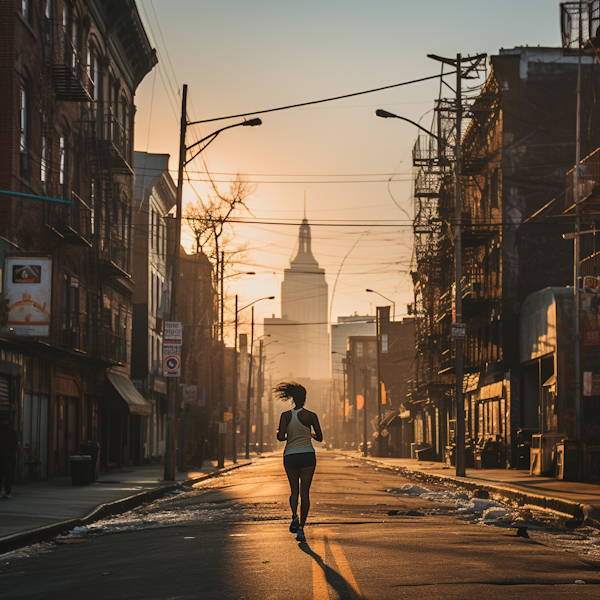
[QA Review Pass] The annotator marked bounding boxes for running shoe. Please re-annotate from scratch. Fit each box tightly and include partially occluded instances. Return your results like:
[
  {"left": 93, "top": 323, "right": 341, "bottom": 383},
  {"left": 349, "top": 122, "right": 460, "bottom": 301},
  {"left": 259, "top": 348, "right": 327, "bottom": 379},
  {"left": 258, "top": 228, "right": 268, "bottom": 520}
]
[
  {"left": 289, "top": 515, "right": 300, "bottom": 533},
  {"left": 296, "top": 528, "right": 305, "bottom": 542}
]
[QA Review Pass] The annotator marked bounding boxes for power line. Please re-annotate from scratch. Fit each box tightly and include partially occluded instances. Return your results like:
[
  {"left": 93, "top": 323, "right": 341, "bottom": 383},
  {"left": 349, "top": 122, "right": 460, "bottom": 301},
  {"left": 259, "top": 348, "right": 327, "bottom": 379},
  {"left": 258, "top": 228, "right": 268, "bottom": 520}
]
[{"left": 187, "top": 72, "right": 457, "bottom": 125}]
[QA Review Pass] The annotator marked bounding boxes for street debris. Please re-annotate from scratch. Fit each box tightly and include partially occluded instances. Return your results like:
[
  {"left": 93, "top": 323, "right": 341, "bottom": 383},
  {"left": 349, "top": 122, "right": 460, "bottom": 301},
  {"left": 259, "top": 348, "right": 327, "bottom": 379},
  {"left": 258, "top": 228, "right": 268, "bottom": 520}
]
[{"left": 385, "top": 480, "right": 600, "bottom": 560}]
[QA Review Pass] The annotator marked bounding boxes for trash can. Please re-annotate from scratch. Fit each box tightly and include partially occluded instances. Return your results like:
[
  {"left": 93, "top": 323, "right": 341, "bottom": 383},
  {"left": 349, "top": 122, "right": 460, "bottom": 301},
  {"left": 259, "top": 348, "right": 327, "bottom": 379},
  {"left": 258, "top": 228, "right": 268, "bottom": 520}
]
[
  {"left": 70, "top": 455, "right": 91, "bottom": 486},
  {"left": 81, "top": 441, "right": 100, "bottom": 482},
  {"left": 556, "top": 440, "right": 580, "bottom": 481}
]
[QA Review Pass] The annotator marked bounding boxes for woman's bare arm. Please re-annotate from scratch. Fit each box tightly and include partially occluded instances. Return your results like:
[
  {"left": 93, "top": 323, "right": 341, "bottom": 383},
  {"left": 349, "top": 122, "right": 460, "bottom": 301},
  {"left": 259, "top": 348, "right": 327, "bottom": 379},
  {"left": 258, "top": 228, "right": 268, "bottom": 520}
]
[
  {"left": 311, "top": 413, "right": 323, "bottom": 443},
  {"left": 277, "top": 412, "right": 289, "bottom": 442}
]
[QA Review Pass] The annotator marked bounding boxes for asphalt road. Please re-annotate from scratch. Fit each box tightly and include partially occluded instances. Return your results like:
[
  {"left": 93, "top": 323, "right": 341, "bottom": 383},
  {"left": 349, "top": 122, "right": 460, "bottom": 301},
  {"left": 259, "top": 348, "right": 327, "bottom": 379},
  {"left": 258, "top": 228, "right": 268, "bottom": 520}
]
[{"left": 1, "top": 452, "right": 600, "bottom": 600}]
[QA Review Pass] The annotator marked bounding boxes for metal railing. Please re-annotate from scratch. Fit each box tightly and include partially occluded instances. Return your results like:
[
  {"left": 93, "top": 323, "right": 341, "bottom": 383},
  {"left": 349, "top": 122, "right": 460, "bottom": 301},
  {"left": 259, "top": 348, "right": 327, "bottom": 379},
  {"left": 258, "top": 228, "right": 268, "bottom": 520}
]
[
  {"left": 566, "top": 147, "right": 600, "bottom": 208},
  {"left": 43, "top": 19, "right": 92, "bottom": 101},
  {"left": 52, "top": 311, "right": 87, "bottom": 352},
  {"left": 101, "top": 330, "right": 127, "bottom": 364},
  {"left": 50, "top": 193, "right": 93, "bottom": 245},
  {"left": 100, "top": 235, "right": 131, "bottom": 276},
  {"left": 103, "top": 103, "right": 131, "bottom": 170}
]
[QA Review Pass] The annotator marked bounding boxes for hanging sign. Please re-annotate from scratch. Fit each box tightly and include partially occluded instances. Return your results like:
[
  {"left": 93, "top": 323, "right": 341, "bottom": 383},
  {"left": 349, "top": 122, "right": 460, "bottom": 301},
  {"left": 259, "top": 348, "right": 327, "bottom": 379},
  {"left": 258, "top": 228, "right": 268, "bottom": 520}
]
[{"left": 4, "top": 255, "right": 52, "bottom": 336}]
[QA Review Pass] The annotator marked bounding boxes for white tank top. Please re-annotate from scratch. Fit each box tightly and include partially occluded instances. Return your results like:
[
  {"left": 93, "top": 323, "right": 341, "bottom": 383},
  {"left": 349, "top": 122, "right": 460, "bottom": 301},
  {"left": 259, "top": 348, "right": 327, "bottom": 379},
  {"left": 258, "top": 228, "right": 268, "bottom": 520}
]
[{"left": 283, "top": 408, "right": 314, "bottom": 456}]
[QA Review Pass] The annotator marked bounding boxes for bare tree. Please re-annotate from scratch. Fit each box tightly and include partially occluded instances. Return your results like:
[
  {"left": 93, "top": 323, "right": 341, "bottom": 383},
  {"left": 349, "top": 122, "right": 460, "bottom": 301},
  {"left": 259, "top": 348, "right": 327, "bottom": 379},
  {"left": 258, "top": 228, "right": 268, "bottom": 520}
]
[{"left": 185, "top": 173, "right": 256, "bottom": 267}]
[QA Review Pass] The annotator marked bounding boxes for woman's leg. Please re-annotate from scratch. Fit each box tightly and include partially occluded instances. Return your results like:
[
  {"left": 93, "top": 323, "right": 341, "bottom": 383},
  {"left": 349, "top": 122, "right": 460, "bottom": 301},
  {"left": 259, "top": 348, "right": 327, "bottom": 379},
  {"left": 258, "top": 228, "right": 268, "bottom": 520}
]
[
  {"left": 285, "top": 466, "right": 300, "bottom": 516},
  {"left": 298, "top": 465, "right": 315, "bottom": 528}
]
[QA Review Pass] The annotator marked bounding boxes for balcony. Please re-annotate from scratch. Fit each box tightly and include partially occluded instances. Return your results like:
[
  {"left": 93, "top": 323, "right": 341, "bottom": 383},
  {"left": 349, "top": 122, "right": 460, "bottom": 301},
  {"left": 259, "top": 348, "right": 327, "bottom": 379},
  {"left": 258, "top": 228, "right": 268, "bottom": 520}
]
[
  {"left": 100, "top": 237, "right": 131, "bottom": 279},
  {"left": 44, "top": 20, "right": 92, "bottom": 102},
  {"left": 85, "top": 104, "right": 132, "bottom": 174},
  {"left": 50, "top": 193, "right": 93, "bottom": 247},
  {"left": 565, "top": 147, "right": 600, "bottom": 213},
  {"left": 101, "top": 330, "right": 127, "bottom": 365},
  {"left": 52, "top": 311, "right": 87, "bottom": 353}
]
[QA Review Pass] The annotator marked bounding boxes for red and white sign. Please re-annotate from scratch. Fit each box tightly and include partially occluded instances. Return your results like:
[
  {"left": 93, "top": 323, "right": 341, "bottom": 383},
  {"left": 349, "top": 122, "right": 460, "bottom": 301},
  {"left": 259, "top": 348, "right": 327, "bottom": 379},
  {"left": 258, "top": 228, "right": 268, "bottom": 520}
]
[
  {"left": 162, "top": 344, "right": 181, "bottom": 377},
  {"left": 5, "top": 255, "right": 52, "bottom": 336}
]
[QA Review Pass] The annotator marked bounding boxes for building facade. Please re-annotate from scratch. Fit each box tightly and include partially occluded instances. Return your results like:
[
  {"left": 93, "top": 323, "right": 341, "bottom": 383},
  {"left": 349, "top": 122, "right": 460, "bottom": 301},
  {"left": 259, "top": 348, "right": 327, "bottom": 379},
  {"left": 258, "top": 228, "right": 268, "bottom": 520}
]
[
  {"left": 0, "top": 0, "right": 156, "bottom": 477},
  {"left": 410, "top": 47, "right": 600, "bottom": 467},
  {"left": 131, "top": 152, "right": 176, "bottom": 462}
]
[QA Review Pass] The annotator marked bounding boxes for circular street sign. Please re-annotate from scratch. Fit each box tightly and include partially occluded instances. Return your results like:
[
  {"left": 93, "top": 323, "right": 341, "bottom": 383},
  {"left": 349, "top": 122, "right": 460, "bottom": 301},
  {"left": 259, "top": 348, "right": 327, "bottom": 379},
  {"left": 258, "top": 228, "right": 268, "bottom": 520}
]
[{"left": 164, "top": 354, "right": 181, "bottom": 373}]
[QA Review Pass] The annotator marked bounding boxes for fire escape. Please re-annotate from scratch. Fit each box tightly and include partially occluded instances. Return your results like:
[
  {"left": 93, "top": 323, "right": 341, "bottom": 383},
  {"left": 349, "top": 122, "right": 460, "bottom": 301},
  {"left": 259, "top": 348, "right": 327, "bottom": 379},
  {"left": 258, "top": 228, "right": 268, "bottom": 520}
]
[
  {"left": 409, "top": 99, "right": 455, "bottom": 400},
  {"left": 76, "top": 95, "right": 133, "bottom": 365}
]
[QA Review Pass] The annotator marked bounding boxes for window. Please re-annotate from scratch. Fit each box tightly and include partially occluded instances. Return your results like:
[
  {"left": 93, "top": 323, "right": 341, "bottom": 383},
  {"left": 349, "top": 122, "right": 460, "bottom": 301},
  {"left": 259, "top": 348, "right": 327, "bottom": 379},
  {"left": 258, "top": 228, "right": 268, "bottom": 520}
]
[
  {"left": 356, "top": 342, "right": 363, "bottom": 358},
  {"left": 45, "top": 0, "right": 51, "bottom": 19},
  {"left": 21, "top": 0, "right": 30, "bottom": 21},
  {"left": 90, "top": 180, "right": 95, "bottom": 235},
  {"left": 87, "top": 47, "right": 99, "bottom": 102},
  {"left": 150, "top": 208, "right": 154, "bottom": 249},
  {"left": 122, "top": 97, "right": 130, "bottom": 159},
  {"left": 20, "top": 87, "right": 28, "bottom": 179},
  {"left": 59, "top": 135, "right": 68, "bottom": 200},
  {"left": 41, "top": 116, "right": 48, "bottom": 187}
]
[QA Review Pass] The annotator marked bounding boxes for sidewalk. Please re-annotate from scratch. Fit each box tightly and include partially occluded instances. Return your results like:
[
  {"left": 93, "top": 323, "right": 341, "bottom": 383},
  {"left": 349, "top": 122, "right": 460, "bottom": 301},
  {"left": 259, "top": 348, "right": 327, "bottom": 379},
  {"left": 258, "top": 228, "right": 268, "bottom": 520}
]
[
  {"left": 341, "top": 452, "right": 600, "bottom": 524},
  {"left": 0, "top": 458, "right": 251, "bottom": 552}
]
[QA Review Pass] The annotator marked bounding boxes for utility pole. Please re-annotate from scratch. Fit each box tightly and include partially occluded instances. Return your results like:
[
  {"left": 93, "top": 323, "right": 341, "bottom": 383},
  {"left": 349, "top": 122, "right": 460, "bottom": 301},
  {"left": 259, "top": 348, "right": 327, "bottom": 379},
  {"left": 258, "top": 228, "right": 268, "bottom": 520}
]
[
  {"left": 164, "top": 84, "right": 187, "bottom": 481},
  {"left": 376, "top": 306, "right": 383, "bottom": 457},
  {"left": 454, "top": 54, "right": 466, "bottom": 478},
  {"left": 363, "top": 366, "right": 369, "bottom": 457},
  {"left": 257, "top": 338, "right": 264, "bottom": 453},
  {"left": 426, "top": 52, "right": 487, "bottom": 478},
  {"left": 245, "top": 306, "right": 254, "bottom": 459},
  {"left": 218, "top": 250, "right": 225, "bottom": 468},
  {"left": 232, "top": 295, "right": 238, "bottom": 463},
  {"left": 574, "top": 50, "right": 582, "bottom": 444}
]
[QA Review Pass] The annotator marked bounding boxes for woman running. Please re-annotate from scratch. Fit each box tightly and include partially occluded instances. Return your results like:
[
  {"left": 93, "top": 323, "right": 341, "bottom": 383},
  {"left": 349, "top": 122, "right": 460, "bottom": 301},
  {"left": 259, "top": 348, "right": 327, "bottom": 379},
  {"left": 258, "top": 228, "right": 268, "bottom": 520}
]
[{"left": 275, "top": 381, "right": 323, "bottom": 542}]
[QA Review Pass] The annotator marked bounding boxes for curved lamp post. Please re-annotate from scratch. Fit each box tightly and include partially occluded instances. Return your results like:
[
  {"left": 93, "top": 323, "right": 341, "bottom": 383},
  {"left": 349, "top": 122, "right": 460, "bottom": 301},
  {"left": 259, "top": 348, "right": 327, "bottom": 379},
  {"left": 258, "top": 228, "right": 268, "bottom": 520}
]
[
  {"left": 376, "top": 87, "right": 466, "bottom": 477},
  {"left": 165, "top": 85, "right": 262, "bottom": 480},
  {"left": 366, "top": 288, "right": 395, "bottom": 321}
]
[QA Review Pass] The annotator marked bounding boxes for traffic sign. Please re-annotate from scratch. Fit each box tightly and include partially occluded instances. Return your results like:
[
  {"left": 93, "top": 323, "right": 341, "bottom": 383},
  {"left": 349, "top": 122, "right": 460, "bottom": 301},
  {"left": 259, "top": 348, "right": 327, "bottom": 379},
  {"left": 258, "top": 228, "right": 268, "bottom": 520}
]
[
  {"left": 163, "top": 344, "right": 181, "bottom": 377},
  {"left": 451, "top": 322, "right": 466, "bottom": 339}
]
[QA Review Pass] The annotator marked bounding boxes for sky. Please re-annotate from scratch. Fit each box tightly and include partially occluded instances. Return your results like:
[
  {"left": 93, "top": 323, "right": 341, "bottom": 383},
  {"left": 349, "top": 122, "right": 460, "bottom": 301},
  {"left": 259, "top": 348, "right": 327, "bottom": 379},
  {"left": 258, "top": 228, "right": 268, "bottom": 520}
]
[{"left": 133, "top": 0, "right": 562, "bottom": 333}]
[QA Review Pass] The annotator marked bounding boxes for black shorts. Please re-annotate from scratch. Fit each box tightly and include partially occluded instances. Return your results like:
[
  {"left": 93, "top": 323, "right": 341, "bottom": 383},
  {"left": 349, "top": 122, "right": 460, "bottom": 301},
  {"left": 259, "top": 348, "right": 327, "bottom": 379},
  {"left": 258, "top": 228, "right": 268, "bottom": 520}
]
[{"left": 283, "top": 452, "right": 316, "bottom": 470}]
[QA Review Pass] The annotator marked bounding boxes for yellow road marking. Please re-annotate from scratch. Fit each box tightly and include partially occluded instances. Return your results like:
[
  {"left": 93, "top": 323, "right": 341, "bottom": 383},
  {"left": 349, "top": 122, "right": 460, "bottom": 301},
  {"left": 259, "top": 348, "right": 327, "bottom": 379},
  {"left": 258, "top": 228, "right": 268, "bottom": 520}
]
[
  {"left": 312, "top": 529, "right": 330, "bottom": 600},
  {"left": 326, "top": 532, "right": 364, "bottom": 599}
]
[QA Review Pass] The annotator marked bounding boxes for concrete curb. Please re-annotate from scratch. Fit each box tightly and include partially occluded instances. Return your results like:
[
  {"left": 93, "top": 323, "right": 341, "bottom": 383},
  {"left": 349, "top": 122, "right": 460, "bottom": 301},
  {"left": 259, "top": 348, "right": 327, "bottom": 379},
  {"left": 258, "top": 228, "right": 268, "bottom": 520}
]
[
  {"left": 0, "top": 461, "right": 251, "bottom": 556},
  {"left": 346, "top": 454, "right": 595, "bottom": 525}
]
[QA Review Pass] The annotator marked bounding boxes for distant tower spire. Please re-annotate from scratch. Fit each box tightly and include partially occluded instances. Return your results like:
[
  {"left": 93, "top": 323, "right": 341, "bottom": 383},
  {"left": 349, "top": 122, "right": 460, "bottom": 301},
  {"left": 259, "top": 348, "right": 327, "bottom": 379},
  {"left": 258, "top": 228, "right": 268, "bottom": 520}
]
[{"left": 303, "top": 192, "right": 307, "bottom": 221}]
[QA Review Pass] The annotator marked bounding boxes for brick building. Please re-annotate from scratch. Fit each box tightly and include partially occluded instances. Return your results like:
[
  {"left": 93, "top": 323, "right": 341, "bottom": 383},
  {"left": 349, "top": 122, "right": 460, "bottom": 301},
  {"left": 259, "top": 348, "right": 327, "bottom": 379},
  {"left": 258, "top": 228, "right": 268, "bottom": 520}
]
[
  {"left": 410, "top": 47, "right": 600, "bottom": 468},
  {"left": 0, "top": 0, "right": 156, "bottom": 478}
]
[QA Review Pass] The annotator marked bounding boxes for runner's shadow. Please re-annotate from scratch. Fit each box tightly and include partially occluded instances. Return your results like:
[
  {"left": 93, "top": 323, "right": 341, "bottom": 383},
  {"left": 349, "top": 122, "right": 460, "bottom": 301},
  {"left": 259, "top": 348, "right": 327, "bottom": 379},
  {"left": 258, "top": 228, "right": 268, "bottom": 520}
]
[{"left": 299, "top": 541, "right": 357, "bottom": 599}]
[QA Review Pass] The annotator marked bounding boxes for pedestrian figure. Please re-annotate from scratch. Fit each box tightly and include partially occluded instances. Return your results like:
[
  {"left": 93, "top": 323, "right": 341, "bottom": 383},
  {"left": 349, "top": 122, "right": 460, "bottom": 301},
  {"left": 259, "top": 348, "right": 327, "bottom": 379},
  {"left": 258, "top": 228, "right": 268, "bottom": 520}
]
[
  {"left": 0, "top": 413, "right": 19, "bottom": 499},
  {"left": 275, "top": 381, "right": 323, "bottom": 542}
]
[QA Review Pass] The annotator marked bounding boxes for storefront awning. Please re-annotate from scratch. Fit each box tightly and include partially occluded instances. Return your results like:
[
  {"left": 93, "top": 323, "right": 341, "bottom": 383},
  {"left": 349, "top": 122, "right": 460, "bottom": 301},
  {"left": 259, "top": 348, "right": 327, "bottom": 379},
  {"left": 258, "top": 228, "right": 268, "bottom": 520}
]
[{"left": 105, "top": 373, "right": 152, "bottom": 416}]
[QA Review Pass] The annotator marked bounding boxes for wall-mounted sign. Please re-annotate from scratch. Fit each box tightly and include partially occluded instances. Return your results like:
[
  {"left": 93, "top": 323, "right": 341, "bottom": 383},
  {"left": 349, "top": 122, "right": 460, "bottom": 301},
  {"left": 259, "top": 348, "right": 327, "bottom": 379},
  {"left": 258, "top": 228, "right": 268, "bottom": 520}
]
[
  {"left": 451, "top": 322, "right": 466, "bottom": 339},
  {"left": 163, "top": 321, "right": 182, "bottom": 345},
  {"left": 183, "top": 385, "right": 197, "bottom": 403},
  {"left": 4, "top": 256, "right": 52, "bottom": 336},
  {"left": 162, "top": 344, "right": 181, "bottom": 377}
]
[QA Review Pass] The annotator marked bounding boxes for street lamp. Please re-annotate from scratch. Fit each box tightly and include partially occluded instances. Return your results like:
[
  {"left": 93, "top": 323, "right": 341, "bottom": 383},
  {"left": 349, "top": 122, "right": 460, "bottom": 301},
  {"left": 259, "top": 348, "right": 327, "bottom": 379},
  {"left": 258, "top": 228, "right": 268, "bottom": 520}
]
[
  {"left": 233, "top": 295, "right": 275, "bottom": 460},
  {"left": 366, "top": 289, "right": 395, "bottom": 321},
  {"left": 376, "top": 86, "right": 467, "bottom": 477},
  {"left": 165, "top": 84, "right": 262, "bottom": 481}
]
